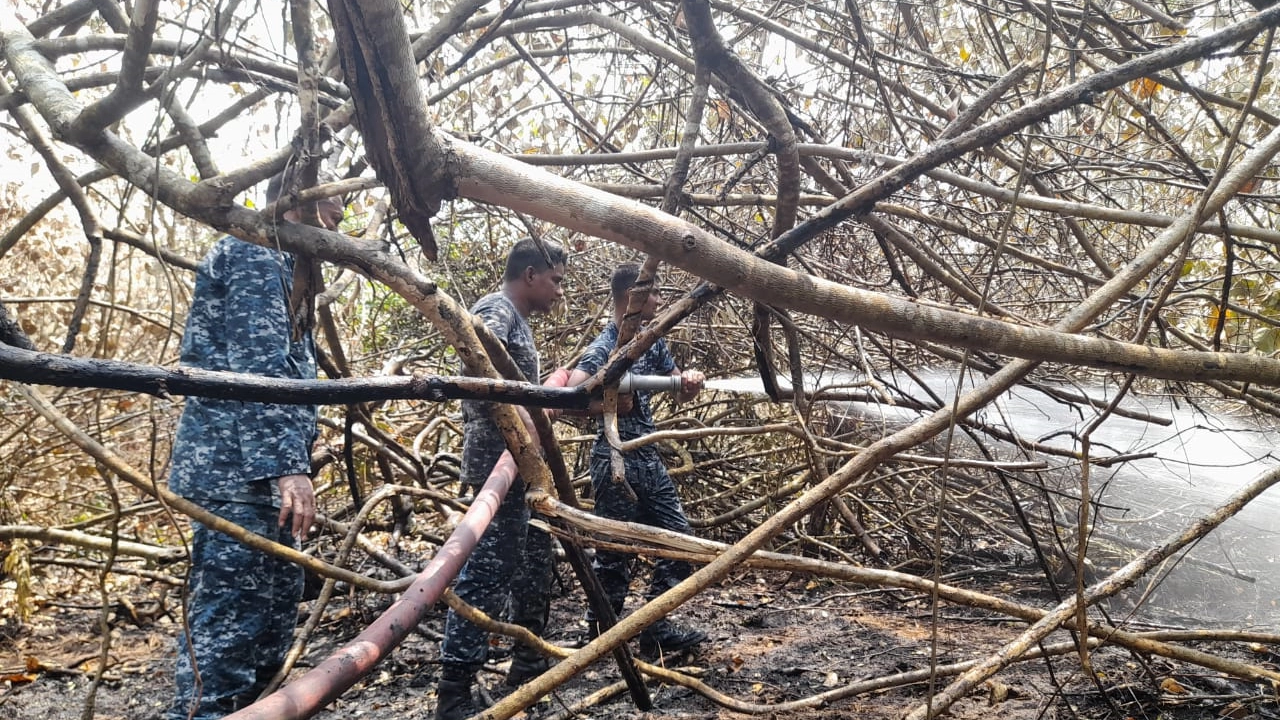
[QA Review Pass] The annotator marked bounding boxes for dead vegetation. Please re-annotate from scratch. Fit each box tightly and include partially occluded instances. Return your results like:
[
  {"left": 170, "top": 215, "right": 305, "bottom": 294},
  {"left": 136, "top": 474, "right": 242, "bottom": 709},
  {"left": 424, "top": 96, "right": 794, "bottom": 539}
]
[{"left": 5, "top": 0, "right": 1280, "bottom": 717}]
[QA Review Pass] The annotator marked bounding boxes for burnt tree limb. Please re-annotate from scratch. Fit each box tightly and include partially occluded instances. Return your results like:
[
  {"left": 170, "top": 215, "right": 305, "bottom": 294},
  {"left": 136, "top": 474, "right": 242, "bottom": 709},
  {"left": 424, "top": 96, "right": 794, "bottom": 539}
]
[{"left": 0, "top": 342, "right": 589, "bottom": 409}]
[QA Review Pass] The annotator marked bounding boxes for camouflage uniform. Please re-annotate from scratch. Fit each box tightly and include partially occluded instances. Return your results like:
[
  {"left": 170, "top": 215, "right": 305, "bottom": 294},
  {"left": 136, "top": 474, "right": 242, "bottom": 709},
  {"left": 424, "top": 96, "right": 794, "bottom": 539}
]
[
  {"left": 440, "top": 292, "right": 553, "bottom": 669},
  {"left": 576, "top": 322, "right": 694, "bottom": 610},
  {"left": 168, "top": 237, "right": 317, "bottom": 720}
]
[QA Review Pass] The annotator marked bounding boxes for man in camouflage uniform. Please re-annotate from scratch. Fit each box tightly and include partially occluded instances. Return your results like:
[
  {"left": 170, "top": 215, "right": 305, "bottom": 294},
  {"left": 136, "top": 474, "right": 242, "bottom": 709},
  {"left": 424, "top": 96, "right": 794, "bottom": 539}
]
[
  {"left": 567, "top": 263, "right": 707, "bottom": 658},
  {"left": 435, "top": 238, "right": 567, "bottom": 720},
  {"left": 167, "top": 169, "right": 343, "bottom": 720}
]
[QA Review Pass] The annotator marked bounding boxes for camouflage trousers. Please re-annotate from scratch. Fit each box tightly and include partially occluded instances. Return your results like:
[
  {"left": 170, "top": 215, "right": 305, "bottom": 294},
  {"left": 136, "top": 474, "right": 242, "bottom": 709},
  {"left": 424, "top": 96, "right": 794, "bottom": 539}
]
[
  {"left": 170, "top": 500, "right": 301, "bottom": 720},
  {"left": 440, "top": 480, "right": 553, "bottom": 668},
  {"left": 589, "top": 450, "right": 694, "bottom": 610}
]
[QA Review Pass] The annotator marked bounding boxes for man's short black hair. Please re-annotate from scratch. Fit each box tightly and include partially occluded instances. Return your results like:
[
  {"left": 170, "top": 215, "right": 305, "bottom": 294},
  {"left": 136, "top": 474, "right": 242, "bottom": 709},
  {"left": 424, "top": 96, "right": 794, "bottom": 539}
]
[
  {"left": 610, "top": 262, "right": 660, "bottom": 305},
  {"left": 504, "top": 237, "right": 567, "bottom": 281}
]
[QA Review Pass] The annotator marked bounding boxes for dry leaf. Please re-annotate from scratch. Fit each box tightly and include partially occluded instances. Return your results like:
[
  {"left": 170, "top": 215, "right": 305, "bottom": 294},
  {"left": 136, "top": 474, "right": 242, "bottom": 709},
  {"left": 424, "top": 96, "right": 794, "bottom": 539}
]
[
  {"left": 1219, "top": 700, "right": 1251, "bottom": 719},
  {"left": 1160, "top": 677, "right": 1187, "bottom": 694}
]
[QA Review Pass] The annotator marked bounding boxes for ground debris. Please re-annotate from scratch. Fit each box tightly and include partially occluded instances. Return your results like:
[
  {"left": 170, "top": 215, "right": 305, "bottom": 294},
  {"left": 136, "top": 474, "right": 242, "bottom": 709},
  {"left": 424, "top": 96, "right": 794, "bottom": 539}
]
[{"left": 3, "top": 566, "right": 1277, "bottom": 720}]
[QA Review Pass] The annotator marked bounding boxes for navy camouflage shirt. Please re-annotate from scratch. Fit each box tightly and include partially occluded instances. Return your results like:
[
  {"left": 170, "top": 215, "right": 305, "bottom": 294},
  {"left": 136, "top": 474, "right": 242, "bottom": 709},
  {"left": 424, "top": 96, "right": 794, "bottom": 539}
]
[
  {"left": 460, "top": 292, "right": 539, "bottom": 486},
  {"left": 169, "top": 237, "right": 318, "bottom": 506},
  {"left": 575, "top": 321, "right": 675, "bottom": 457}
]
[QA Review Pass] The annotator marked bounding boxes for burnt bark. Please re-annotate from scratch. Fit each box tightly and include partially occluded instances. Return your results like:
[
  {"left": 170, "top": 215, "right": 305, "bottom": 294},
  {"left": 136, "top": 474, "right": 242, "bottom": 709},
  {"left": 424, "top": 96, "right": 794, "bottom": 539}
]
[{"left": 0, "top": 341, "right": 589, "bottom": 409}]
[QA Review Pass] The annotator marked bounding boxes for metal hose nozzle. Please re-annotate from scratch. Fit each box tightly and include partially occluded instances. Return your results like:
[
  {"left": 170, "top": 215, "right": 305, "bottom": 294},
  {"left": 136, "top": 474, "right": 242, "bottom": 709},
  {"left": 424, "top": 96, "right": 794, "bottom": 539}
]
[{"left": 617, "top": 373, "right": 683, "bottom": 393}]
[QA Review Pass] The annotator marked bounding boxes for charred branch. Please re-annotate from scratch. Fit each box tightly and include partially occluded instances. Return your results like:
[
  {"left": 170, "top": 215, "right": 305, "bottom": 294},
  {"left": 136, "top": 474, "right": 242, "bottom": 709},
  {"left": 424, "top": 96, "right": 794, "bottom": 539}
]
[{"left": 0, "top": 342, "right": 590, "bottom": 409}]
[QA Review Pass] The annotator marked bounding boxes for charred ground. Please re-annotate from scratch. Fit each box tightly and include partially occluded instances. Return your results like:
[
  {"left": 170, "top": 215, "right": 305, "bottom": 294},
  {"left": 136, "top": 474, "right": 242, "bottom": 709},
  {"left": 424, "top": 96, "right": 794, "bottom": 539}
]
[{"left": 3, "top": 545, "right": 1276, "bottom": 720}]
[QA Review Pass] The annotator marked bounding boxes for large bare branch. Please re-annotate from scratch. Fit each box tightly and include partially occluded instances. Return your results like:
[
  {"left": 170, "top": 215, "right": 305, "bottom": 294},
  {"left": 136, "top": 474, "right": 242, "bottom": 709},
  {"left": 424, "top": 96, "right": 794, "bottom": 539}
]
[
  {"left": 63, "top": 0, "right": 160, "bottom": 138},
  {"left": 681, "top": 0, "right": 799, "bottom": 237},
  {"left": 0, "top": 341, "right": 590, "bottom": 408},
  {"left": 453, "top": 137, "right": 1280, "bottom": 386},
  {"left": 327, "top": 0, "right": 455, "bottom": 258}
]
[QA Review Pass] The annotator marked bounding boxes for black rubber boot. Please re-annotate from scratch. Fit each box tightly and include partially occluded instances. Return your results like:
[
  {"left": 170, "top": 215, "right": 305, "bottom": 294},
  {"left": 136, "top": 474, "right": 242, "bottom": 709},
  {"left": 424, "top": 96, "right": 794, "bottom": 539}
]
[
  {"left": 504, "top": 647, "right": 551, "bottom": 687},
  {"left": 434, "top": 665, "right": 484, "bottom": 720},
  {"left": 585, "top": 615, "right": 604, "bottom": 640},
  {"left": 638, "top": 618, "right": 707, "bottom": 658},
  {"left": 228, "top": 665, "right": 279, "bottom": 710}
]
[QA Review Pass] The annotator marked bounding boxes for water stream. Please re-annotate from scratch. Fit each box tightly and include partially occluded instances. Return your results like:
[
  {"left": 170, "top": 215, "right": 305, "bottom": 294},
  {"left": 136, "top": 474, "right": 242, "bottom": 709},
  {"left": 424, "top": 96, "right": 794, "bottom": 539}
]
[{"left": 704, "top": 370, "right": 1280, "bottom": 627}]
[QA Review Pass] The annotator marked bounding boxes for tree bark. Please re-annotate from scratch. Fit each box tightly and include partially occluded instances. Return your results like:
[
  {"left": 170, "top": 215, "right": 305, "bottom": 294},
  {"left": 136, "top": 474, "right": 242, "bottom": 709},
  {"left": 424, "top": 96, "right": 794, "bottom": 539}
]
[
  {"left": 0, "top": 341, "right": 589, "bottom": 408},
  {"left": 327, "top": 0, "right": 456, "bottom": 258},
  {"left": 0, "top": 525, "right": 183, "bottom": 563}
]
